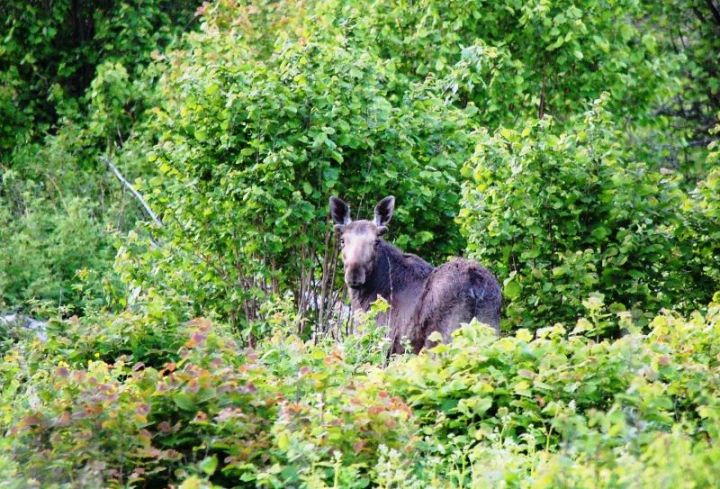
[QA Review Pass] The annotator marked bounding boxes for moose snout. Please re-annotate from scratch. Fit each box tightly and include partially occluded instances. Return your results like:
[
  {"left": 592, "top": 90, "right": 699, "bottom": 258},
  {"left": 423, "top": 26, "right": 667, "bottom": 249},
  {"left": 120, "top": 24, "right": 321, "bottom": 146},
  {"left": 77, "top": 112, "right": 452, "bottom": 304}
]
[{"left": 345, "top": 265, "right": 366, "bottom": 289}]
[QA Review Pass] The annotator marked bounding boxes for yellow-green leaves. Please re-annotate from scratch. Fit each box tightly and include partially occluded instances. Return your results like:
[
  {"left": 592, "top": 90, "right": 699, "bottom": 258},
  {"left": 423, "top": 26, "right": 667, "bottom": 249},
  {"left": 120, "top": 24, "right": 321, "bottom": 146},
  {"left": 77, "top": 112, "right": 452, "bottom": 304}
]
[{"left": 459, "top": 100, "right": 713, "bottom": 331}]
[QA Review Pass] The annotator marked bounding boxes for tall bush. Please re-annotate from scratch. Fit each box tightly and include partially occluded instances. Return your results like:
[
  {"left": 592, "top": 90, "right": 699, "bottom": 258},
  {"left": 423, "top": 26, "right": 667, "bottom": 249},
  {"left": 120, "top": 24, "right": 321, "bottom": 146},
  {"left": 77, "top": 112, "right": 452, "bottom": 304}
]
[
  {"left": 314, "top": 0, "right": 668, "bottom": 127},
  {"left": 457, "top": 96, "right": 710, "bottom": 329},
  {"left": 0, "top": 1, "right": 200, "bottom": 315},
  {"left": 127, "top": 7, "right": 472, "bottom": 335},
  {"left": 678, "top": 130, "right": 720, "bottom": 298}
]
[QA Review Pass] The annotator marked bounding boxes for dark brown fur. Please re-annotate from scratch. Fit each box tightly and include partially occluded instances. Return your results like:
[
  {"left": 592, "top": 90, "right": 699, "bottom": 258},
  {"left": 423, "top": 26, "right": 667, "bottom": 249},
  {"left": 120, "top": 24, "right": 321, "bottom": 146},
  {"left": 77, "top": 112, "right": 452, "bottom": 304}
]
[{"left": 329, "top": 196, "right": 501, "bottom": 354}]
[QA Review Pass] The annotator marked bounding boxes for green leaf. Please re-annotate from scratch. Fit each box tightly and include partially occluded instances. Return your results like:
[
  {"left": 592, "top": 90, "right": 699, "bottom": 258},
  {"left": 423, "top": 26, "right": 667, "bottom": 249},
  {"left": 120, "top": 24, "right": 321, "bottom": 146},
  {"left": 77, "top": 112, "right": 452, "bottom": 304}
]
[
  {"left": 173, "top": 392, "right": 196, "bottom": 411},
  {"left": 277, "top": 431, "right": 290, "bottom": 450},
  {"left": 504, "top": 278, "right": 522, "bottom": 300},
  {"left": 199, "top": 455, "right": 218, "bottom": 476}
]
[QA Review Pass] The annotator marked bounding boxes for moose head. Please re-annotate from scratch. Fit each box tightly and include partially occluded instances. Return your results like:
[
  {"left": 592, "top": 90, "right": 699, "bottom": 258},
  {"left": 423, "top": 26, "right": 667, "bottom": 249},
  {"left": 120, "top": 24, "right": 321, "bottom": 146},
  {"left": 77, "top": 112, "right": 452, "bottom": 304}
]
[{"left": 329, "top": 196, "right": 395, "bottom": 289}]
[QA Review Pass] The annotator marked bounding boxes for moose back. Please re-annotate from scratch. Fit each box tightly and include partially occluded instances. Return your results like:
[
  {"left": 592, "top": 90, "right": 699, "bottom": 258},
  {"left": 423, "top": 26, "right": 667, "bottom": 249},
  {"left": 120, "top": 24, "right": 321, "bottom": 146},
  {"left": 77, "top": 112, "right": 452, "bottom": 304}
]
[{"left": 329, "top": 196, "right": 501, "bottom": 354}]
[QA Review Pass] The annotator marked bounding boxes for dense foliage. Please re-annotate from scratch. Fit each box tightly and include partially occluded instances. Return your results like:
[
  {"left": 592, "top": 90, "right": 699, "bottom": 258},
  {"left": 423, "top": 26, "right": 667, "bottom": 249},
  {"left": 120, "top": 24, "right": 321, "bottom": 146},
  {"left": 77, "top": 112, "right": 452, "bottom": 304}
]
[
  {"left": 459, "top": 98, "right": 719, "bottom": 329},
  {"left": 2, "top": 298, "right": 719, "bottom": 487},
  {"left": 316, "top": 0, "right": 668, "bottom": 125},
  {"left": 0, "top": 0, "right": 197, "bottom": 313},
  {"left": 128, "top": 7, "right": 472, "bottom": 334},
  {"left": 1, "top": 0, "right": 719, "bottom": 487}
]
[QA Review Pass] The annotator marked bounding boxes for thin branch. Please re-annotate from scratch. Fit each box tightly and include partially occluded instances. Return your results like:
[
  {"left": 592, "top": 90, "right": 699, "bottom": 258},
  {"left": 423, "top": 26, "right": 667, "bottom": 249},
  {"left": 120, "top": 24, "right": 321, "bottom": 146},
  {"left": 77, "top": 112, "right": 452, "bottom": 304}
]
[
  {"left": 538, "top": 73, "right": 547, "bottom": 120},
  {"left": 100, "top": 155, "right": 163, "bottom": 228}
]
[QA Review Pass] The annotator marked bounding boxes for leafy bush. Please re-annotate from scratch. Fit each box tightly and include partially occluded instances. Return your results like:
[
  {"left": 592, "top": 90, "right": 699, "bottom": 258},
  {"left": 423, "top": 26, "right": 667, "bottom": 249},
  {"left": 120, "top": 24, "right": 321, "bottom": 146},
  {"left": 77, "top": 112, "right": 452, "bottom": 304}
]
[
  {"left": 380, "top": 295, "right": 720, "bottom": 487},
  {"left": 125, "top": 5, "right": 472, "bottom": 332},
  {"left": 458, "top": 96, "right": 717, "bottom": 329},
  {"left": 0, "top": 1, "right": 198, "bottom": 315},
  {"left": 2, "top": 295, "right": 719, "bottom": 487},
  {"left": 0, "top": 197, "right": 115, "bottom": 313},
  {"left": 315, "top": 0, "right": 668, "bottom": 126},
  {"left": 1, "top": 314, "right": 414, "bottom": 487}
]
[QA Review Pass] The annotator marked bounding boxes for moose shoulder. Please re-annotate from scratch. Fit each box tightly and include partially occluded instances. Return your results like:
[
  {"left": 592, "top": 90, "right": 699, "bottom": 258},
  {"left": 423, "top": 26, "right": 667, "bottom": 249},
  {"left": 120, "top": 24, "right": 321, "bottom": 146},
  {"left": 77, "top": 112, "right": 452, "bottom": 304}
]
[{"left": 329, "top": 195, "right": 502, "bottom": 354}]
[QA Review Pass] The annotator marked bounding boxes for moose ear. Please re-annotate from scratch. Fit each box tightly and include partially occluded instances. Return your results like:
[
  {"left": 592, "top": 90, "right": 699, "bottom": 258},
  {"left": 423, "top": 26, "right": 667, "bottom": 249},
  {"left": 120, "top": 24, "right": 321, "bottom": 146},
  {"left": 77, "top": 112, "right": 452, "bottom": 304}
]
[
  {"left": 329, "top": 196, "right": 351, "bottom": 230},
  {"left": 374, "top": 196, "right": 395, "bottom": 227}
]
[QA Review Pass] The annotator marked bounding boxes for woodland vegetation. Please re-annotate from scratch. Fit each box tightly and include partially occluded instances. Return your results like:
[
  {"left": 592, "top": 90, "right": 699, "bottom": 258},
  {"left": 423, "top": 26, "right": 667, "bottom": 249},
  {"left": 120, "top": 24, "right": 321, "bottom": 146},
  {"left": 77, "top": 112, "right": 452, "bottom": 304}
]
[{"left": 1, "top": 0, "right": 719, "bottom": 487}]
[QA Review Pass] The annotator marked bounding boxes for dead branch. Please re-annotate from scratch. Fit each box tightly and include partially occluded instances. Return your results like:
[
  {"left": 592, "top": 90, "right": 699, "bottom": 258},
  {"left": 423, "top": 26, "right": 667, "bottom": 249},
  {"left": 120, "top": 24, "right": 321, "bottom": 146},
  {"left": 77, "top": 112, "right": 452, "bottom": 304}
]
[{"left": 100, "top": 155, "right": 163, "bottom": 228}]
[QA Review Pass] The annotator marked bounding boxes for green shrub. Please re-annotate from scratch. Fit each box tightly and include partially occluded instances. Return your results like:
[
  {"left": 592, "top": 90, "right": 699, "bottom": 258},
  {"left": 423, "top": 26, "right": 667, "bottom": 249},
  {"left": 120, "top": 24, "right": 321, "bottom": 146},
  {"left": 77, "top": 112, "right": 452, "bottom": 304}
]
[
  {"left": 0, "top": 1, "right": 198, "bottom": 316},
  {"left": 458, "top": 96, "right": 716, "bottom": 329},
  {"left": 2, "top": 295, "right": 719, "bottom": 487},
  {"left": 315, "top": 0, "right": 668, "bottom": 127},
  {"left": 0, "top": 313, "right": 415, "bottom": 488},
  {"left": 0, "top": 197, "right": 115, "bottom": 313},
  {"left": 126, "top": 5, "right": 472, "bottom": 332},
  {"left": 379, "top": 296, "right": 720, "bottom": 486}
]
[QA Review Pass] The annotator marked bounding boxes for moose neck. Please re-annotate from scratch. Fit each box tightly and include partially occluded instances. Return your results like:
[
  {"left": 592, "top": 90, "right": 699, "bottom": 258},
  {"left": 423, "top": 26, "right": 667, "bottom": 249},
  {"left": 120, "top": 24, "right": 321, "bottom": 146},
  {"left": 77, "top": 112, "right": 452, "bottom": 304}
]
[{"left": 350, "top": 240, "right": 429, "bottom": 311}]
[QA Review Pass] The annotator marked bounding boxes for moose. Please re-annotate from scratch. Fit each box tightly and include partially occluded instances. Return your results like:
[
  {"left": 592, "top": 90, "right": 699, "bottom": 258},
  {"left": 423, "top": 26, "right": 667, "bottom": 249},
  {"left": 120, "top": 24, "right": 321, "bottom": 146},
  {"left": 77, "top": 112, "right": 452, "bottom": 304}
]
[{"left": 329, "top": 195, "right": 502, "bottom": 354}]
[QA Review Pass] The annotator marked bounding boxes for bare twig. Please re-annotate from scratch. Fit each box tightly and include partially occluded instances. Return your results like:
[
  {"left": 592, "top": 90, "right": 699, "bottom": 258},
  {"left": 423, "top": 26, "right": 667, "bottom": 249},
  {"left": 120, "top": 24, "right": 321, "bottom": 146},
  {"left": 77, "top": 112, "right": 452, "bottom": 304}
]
[
  {"left": 538, "top": 75, "right": 546, "bottom": 119},
  {"left": 100, "top": 155, "right": 163, "bottom": 228},
  {"left": 318, "top": 230, "right": 334, "bottom": 331}
]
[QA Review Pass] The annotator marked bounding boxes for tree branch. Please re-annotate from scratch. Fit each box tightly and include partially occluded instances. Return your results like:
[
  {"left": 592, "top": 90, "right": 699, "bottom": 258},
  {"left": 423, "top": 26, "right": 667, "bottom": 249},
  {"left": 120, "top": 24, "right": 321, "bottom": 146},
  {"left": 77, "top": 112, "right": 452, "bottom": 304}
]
[{"left": 100, "top": 155, "right": 163, "bottom": 228}]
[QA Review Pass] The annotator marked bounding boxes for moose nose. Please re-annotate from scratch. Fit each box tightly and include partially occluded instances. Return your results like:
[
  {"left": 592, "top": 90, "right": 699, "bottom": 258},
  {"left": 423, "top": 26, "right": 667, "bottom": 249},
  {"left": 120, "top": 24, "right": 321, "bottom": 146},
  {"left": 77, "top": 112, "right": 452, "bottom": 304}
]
[
  {"left": 345, "top": 267, "right": 365, "bottom": 288},
  {"left": 346, "top": 275, "right": 364, "bottom": 288}
]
